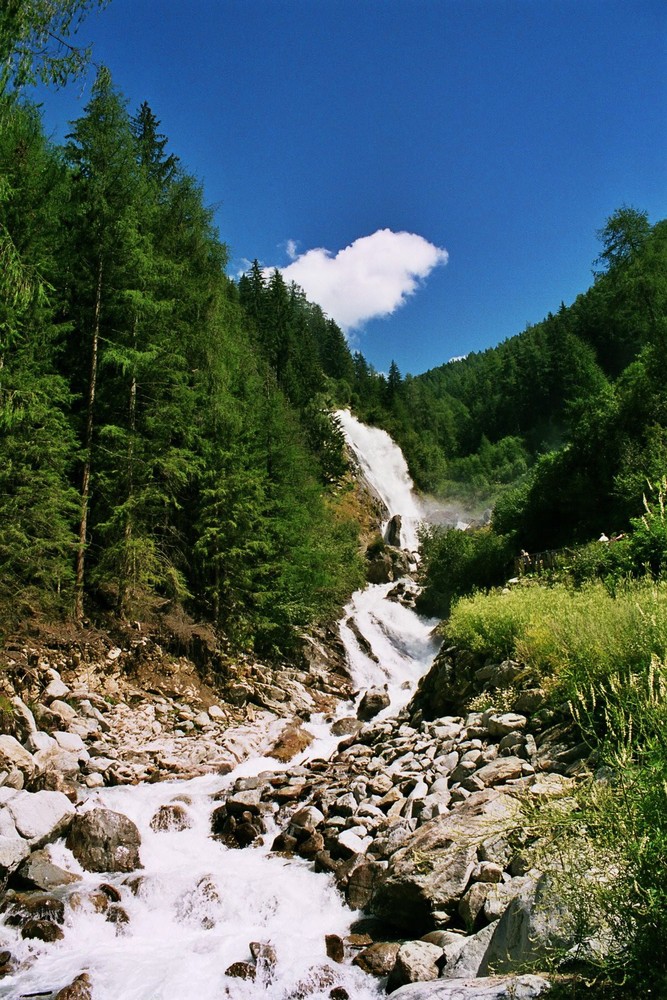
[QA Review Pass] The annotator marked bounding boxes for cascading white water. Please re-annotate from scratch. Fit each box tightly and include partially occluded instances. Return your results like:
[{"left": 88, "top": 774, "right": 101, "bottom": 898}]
[
  {"left": 340, "top": 582, "right": 440, "bottom": 718},
  {"left": 3, "top": 772, "right": 383, "bottom": 1000},
  {"left": 335, "top": 409, "right": 423, "bottom": 553},
  {"left": 1, "top": 414, "right": 440, "bottom": 1000}
]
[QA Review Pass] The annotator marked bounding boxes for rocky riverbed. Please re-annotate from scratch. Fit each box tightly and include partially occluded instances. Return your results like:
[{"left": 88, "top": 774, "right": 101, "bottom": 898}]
[{"left": 0, "top": 610, "right": 598, "bottom": 999}]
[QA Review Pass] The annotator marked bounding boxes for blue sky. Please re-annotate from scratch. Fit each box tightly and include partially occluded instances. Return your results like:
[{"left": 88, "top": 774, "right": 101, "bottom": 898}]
[{"left": 33, "top": 0, "right": 666, "bottom": 376}]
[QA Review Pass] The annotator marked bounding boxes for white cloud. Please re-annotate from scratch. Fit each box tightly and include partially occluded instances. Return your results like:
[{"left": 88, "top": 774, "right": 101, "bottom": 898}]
[
  {"left": 271, "top": 229, "right": 448, "bottom": 331},
  {"left": 285, "top": 238, "right": 299, "bottom": 261}
]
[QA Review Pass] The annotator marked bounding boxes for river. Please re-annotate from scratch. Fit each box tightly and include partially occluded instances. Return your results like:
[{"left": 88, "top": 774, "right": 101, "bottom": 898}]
[{"left": 2, "top": 412, "right": 441, "bottom": 1000}]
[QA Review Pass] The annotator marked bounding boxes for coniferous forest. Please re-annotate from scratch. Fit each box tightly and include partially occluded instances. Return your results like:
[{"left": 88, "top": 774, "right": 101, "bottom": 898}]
[{"left": 2, "top": 2, "right": 667, "bottom": 653}]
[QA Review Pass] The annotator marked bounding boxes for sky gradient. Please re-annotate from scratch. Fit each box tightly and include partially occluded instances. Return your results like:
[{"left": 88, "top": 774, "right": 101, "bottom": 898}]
[{"left": 32, "top": 0, "right": 667, "bottom": 376}]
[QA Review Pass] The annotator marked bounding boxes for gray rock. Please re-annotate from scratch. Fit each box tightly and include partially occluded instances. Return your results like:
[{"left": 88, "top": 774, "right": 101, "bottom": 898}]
[
  {"left": 484, "top": 713, "right": 527, "bottom": 737},
  {"left": 474, "top": 757, "right": 524, "bottom": 788},
  {"left": 387, "top": 939, "right": 443, "bottom": 992},
  {"left": 10, "top": 697, "right": 38, "bottom": 741},
  {"left": 443, "top": 922, "right": 496, "bottom": 979},
  {"left": 357, "top": 688, "right": 391, "bottom": 721},
  {"left": 66, "top": 808, "right": 142, "bottom": 873},
  {"left": 7, "top": 790, "right": 74, "bottom": 848},
  {"left": 0, "top": 835, "right": 30, "bottom": 878},
  {"left": 0, "top": 736, "right": 37, "bottom": 785},
  {"left": 372, "top": 789, "right": 520, "bottom": 934},
  {"left": 14, "top": 849, "right": 82, "bottom": 890},
  {"left": 478, "top": 875, "right": 572, "bottom": 975},
  {"left": 44, "top": 675, "right": 71, "bottom": 703},
  {"left": 387, "top": 973, "right": 550, "bottom": 999},
  {"left": 48, "top": 700, "right": 79, "bottom": 726},
  {"left": 353, "top": 941, "right": 401, "bottom": 976}
]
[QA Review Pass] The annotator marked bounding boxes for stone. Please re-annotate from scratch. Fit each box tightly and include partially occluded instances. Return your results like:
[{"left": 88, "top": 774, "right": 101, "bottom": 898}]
[
  {"left": 0, "top": 736, "right": 37, "bottom": 785},
  {"left": 474, "top": 757, "right": 524, "bottom": 788},
  {"left": 7, "top": 790, "right": 75, "bottom": 848},
  {"left": 250, "top": 941, "right": 277, "bottom": 978},
  {"left": 14, "top": 849, "right": 81, "bottom": 891},
  {"left": 44, "top": 676, "right": 71, "bottom": 703},
  {"left": 270, "top": 723, "right": 314, "bottom": 763},
  {"left": 372, "top": 789, "right": 520, "bottom": 934},
  {"left": 48, "top": 700, "right": 79, "bottom": 725},
  {"left": 443, "top": 922, "right": 496, "bottom": 979},
  {"left": 55, "top": 973, "right": 93, "bottom": 1000},
  {"left": 357, "top": 688, "right": 390, "bottom": 721},
  {"left": 473, "top": 861, "right": 503, "bottom": 883},
  {"left": 208, "top": 704, "right": 225, "bottom": 721},
  {"left": 225, "top": 961, "right": 256, "bottom": 980},
  {"left": 53, "top": 731, "right": 88, "bottom": 756},
  {"left": 386, "top": 939, "right": 443, "bottom": 992},
  {"left": 345, "top": 860, "right": 384, "bottom": 910},
  {"left": 478, "top": 875, "right": 573, "bottom": 976},
  {"left": 336, "top": 828, "right": 372, "bottom": 857},
  {"left": 0, "top": 836, "right": 30, "bottom": 879},
  {"left": 9, "top": 698, "right": 38, "bottom": 740},
  {"left": 459, "top": 882, "right": 491, "bottom": 930},
  {"left": 149, "top": 803, "right": 192, "bottom": 832},
  {"left": 66, "top": 808, "right": 142, "bottom": 873},
  {"left": 352, "top": 941, "right": 400, "bottom": 976},
  {"left": 325, "top": 933, "right": 345, "bottom": 962},
  {"left": 331, "top": 717, "right": 364, "bottom": 738},
  {"left": 484, "top": 713, "right": 528, "bottom": 737},
  {"left": 22, "top": 919, "right": 64, "bottom": 942},
  {"left": 386, "top": 974, "right": 551, "bottom": 999}
]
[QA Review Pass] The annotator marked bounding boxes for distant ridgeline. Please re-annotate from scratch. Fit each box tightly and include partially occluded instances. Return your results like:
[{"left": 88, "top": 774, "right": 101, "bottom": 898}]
[
  {"left": 1, "top": 29, "right": 665, "bottom": 650},
  {"left": 366, "top": 208, "right": 667, "bottom": 554}
]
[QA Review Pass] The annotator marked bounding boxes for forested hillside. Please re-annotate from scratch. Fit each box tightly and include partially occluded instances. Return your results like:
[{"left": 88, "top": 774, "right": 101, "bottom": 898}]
[
  {"left": 0, "top": 36, "right": 374, "bottom": 653},
  {"left": 351, "top": 209, "right": 666, "bottom": 512}
]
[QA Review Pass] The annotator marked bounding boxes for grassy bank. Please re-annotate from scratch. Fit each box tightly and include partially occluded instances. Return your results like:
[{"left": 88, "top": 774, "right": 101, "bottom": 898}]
[{"left": 441, "top": 577, "right": 667, "bottom": 993}]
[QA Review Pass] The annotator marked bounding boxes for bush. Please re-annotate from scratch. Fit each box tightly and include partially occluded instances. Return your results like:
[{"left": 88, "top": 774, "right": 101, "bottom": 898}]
[{"left": 417, "top": 525, "right": 514, "bottom": 617}]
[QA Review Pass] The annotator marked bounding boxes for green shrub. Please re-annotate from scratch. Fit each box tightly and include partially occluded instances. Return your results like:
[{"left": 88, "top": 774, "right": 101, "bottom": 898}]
[{"left": 417, "top": 524, "right": 514, "bottom": 617}]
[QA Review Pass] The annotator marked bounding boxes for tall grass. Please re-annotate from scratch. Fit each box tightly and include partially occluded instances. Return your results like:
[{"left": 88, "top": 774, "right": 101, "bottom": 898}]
[
  {"left": 446, "top": 578, "right": 667, "bottom": 992},
  {"left": 446, "top": 578, "right": 667, "bottom": 708}
]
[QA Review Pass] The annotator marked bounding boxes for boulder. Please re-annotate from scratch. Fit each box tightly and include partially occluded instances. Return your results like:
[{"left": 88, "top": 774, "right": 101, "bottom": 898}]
[
  {"left": 372, "top": 789, "right": 520, "bottom": 934},
  {"left": 386, "top": 974, "right": 551, "bottom": 999},
  {"left": 474, "top": 757, "right": 525, "bottom": 788},
  {"left": 13, "top": 849, "right": 81, "bottom": 891},
  {"left": 7, "top": 790, "right": 75, "bottom": 848},
  {"left": 0, "top": 836, "right": 30, "bottom": 880},
  {"left": 0, "top": 736, "right": 37, "bottom": 786},
  {"left": 55, "top": 973, "right": 93, "bottom": 999},
  {"left": 353, "top": 941, "right": 401, "bottom": 976},
  {"left": 478, "top": 875, "right": 572, "bottom": 975},
  {"left": 9, "top": 698, "right": 38, "bottom": 742},
  {"left": 443, "top": 922, "right": 496, "bottom": 979},
  {"left": 357, "top": 688, "right": 390, "bottom": 722},
  {"left": 66, "top": 808, "right": 142, "bottom": 873},
  {"left": 386, "top": 940, "right": 443, "bottom": 992},
  {"left": 270, "top": 723, "right": 314, "bottom": 763},
  {"left": 150, "top": 803, "right": 192, "bottom": 832},
  {"left": 385, "top": 514, "right": 403, "bottom": 547}
]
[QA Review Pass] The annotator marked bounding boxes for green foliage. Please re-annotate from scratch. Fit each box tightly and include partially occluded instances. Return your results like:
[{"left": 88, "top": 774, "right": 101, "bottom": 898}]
[
  {"left": 445, "top": 578, "right": 667, "bottom": 705},
  {"left": 0, "top": 72, "right": 366, "bottom": 651},
  {"left": 444, "top": 576, "right": 667, "bottom": 988},
  {"left": 0, "top": 0, "right": 109, "bottom": 92},
  {"left": 417, "top": 525, "right": 514, "bottom": 617},
  {"left": 627, "top": 476, "right": 667, "bottom": 577}
]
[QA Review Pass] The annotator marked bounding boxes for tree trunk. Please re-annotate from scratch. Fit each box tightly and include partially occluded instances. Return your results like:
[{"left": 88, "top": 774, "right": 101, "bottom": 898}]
[
  {"left": 74, "top": 257, "right": 103, "bottom": 621},
  {"left": 118, "top": 316, "right": 138, "bottom": 614}
]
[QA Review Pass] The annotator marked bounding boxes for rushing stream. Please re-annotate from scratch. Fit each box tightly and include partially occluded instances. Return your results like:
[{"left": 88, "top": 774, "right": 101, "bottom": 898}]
[{"left": 2, "top": 415, "right": 441, "bottom": 1000}]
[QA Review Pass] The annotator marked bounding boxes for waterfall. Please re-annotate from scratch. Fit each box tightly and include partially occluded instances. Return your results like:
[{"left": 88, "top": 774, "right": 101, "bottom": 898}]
[
  {"left": 335, "top": 409, "right": 423, "bottom": 553},
  {"left": 2, "top": 415, "right": 440, "bottom": 1000}
]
